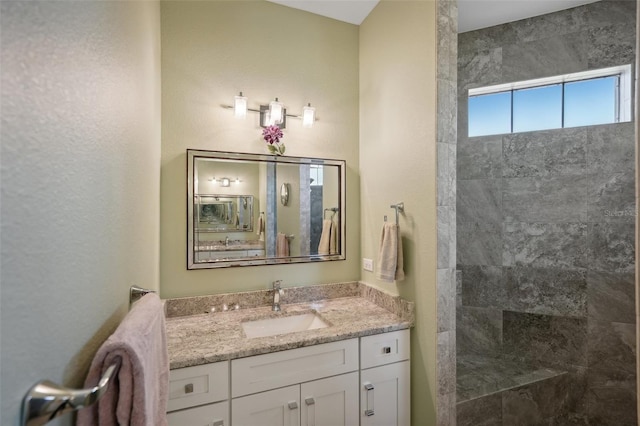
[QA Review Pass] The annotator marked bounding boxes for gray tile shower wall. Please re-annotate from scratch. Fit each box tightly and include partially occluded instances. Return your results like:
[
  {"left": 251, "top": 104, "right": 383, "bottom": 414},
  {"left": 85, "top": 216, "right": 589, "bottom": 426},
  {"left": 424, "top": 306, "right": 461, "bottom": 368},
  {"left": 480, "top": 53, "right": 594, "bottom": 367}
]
[{"left": 456, "top": 1, "right": 636, "bottom": 424}]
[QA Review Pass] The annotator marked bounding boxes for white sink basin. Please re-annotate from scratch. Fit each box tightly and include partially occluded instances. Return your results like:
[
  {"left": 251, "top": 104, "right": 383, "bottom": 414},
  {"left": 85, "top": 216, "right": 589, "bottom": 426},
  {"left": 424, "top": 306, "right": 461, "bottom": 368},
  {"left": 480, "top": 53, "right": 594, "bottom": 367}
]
[{"left": 242, "top": 312, "right": 329, "bottom": 338}]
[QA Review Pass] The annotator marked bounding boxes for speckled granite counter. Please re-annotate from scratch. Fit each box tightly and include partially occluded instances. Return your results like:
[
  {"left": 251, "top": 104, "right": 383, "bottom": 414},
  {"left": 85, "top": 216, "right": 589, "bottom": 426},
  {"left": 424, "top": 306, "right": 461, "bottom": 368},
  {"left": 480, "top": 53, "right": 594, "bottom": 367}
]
[{"left": 165, "top": 282, "right": 414, "bottom": 370}]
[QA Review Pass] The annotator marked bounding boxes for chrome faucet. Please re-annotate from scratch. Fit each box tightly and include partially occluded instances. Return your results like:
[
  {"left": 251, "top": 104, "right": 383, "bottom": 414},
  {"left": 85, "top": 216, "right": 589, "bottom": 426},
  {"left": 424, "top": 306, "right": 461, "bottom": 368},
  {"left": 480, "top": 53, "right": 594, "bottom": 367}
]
[
  {"left": 225, "top": 236, "right": 230, "bottom": 247},
  {"left": 272, "top": 280, "right": 284, "bottom": 311}
]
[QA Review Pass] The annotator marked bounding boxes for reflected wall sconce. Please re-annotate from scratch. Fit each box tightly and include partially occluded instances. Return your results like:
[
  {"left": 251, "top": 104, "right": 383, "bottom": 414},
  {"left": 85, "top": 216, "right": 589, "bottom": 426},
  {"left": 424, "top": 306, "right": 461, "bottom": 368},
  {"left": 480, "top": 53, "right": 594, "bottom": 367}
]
[
  {"left": 222, "top": 92, "right": 316, "bottom": 129},
  {"left": 208, "top": 177, "right": 241, "bottom": 187}
]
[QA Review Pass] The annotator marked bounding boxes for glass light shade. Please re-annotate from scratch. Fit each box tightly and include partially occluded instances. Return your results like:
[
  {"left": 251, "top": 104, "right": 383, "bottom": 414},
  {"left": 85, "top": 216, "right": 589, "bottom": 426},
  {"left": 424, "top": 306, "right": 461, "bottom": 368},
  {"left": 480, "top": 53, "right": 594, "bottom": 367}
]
[
  {"left": 302, "top": 104, "right": 315, "bottom": 128},
  {"left": 234, "top": 93, "right": 247, "bottom": 119},
  {"left": 269, "top": 98, "right": 283, "bottom": 124},
  {"left": 220, "top": 178, "right": 230, "bottom": 187}
]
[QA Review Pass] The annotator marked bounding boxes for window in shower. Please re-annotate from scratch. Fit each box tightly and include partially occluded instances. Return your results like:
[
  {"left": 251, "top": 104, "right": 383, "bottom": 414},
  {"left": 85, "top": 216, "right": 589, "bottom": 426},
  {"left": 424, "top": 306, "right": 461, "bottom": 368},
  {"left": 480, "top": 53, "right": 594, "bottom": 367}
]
[{"left": 468, "top": 64, "right": 632, "bottom": 137}]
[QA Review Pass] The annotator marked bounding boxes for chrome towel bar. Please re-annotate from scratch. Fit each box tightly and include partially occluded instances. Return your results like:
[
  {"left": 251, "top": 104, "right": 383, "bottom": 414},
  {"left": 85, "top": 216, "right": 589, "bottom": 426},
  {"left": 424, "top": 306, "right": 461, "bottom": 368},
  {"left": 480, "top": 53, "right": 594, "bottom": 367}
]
[
  {"left": 130, "top": 285, "right": 156, "bottom": 305},
  {"left": 21, "top": 356, "right": 121, "bottom": 426}
]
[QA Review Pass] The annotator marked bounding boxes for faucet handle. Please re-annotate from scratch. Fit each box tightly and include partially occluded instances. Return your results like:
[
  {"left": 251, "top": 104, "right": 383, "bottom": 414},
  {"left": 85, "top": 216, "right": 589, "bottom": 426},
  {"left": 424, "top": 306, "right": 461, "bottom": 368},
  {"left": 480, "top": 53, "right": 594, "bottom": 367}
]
[{"left": 273, "top": 280, "right": 282, "bottom": 290}]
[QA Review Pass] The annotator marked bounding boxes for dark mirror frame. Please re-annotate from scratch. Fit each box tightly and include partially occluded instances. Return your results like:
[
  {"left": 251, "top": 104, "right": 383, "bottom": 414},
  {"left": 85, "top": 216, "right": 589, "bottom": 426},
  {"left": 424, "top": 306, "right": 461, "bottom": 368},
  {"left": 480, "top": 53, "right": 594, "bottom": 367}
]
[{"left": 187, "top": 149, "right": 346, "bottom": 269}]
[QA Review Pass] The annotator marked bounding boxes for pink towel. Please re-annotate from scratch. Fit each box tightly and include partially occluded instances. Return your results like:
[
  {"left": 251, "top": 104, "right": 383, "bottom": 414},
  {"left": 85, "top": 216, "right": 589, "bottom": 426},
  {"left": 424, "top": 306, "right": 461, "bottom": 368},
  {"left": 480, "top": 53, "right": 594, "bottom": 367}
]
[
  {"left": 77, "top": 293, "right": 169, "bottom": 426},
  {"left": 276, "top": 232, "right": 290, "bottom": 257}
]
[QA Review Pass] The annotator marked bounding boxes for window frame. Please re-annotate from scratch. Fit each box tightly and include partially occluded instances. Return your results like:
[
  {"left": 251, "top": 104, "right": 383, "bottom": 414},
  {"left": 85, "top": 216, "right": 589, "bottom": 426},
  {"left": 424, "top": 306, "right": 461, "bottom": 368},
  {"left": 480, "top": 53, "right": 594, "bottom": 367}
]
[{"left": 468, "top": 65, "right": 632, "bottom": 137}]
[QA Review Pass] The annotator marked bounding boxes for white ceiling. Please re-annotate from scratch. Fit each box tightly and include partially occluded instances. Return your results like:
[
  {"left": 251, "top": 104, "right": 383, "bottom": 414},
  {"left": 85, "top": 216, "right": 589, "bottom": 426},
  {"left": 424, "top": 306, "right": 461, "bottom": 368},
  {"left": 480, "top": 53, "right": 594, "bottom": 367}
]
[
  {"left": 267, "top": 0, "right": 379, "bottom": 25},
  {"left": 458, "top": 0, "right": 601, "bottom": 32},
  {"left": 267, "top": 0, "right": 602, "bottom": 32}
]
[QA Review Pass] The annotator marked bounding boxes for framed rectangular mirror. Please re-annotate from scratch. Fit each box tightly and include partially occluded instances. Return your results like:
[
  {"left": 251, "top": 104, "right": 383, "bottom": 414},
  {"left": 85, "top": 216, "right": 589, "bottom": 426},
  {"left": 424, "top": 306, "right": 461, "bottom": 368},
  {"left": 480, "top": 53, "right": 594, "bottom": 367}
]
[{"left": 187, "top": 150, "right": 346, "bottom": 269}]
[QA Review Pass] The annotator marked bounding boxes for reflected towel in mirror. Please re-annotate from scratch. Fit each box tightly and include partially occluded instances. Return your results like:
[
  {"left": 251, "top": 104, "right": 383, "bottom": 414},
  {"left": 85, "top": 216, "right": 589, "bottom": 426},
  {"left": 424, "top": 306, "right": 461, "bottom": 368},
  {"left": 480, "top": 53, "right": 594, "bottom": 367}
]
[
  {"left": 318, "top": 219, "right": 337, "bottom": 255},
  {"left": 257, "top": 214, "right": 265, "bottom": 241},
  {"left": 276, "top": 232, "right": 290, "bottom": 257},
  {"left": 376, "top": 222, "right": 405, "bottom": 282},
  {"left": 329, "top": 220, "right": 337, "bottom": 255}
]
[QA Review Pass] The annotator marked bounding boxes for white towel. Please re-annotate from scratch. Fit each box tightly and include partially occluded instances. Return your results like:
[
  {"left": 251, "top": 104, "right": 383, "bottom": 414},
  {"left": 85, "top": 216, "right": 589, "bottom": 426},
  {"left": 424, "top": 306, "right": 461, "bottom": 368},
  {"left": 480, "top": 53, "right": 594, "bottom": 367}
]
[
  {"left": 376, "top": 223, "right": 405, "bottom": 282},
  {"left": 77, "top": 293, "right": 169, "bottom": 426},
  {"left": 276, "top": 232, "right": 290, "bottom": 257},
  {"left": 318, "top": 219, "right": 332, "bottom": 255}
]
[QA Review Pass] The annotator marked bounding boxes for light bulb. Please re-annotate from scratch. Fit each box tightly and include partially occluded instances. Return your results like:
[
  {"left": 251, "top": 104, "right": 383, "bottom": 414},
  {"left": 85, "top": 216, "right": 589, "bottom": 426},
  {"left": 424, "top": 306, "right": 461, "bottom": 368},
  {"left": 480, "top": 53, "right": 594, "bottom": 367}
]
[
  {"left": 234, "top": 92, "right": 247, "bottom": 119},
  {"left": 269, "top": 98, "right": 283, "bottom": 125},
  {"left": 302, "top": 103, "right": 315, "bottom": 128}
]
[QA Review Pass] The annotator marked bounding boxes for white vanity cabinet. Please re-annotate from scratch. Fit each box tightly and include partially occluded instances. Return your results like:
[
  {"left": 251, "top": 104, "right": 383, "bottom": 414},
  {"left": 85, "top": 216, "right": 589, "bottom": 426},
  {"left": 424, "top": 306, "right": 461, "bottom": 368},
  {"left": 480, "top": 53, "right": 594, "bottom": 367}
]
[
  {"left": 167, "top": 330, "right": 410, "bottom": 426},
  {"left": 231, "top": 339, "right": 359, "bottom": 426},
  {"left": 359, "top": 330, "right": 411, "bottom": 426}
]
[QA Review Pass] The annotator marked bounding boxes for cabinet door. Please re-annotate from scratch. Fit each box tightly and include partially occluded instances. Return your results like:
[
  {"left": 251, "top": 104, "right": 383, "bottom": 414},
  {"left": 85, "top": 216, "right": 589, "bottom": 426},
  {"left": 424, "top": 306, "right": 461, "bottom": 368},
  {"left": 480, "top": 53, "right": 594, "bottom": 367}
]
[
  {"left": 360, "top": 361, "right": 410, "bottom": 426},
  {"left": 232, "top": 385, "right": 300, "bottom": 426},
  {"left": 300, "top": 372, "right": 358, "bottom": 426},
  {"left": 167, "top": 400, "right": 228, "bottom": 426}
]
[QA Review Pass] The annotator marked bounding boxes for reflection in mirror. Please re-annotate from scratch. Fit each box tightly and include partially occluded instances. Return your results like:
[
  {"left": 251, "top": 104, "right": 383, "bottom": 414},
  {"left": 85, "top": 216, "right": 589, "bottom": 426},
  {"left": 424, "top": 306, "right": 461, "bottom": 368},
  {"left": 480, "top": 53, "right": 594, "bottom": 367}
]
[
  {"left": 280, "top": 183, "right": 289, "bottom": 206},
  {"left": 196, "top": 195, "right": 253, "bottom": 232},
  {"left": 187, "top": 150, "right": 346, "bottom": 269}
]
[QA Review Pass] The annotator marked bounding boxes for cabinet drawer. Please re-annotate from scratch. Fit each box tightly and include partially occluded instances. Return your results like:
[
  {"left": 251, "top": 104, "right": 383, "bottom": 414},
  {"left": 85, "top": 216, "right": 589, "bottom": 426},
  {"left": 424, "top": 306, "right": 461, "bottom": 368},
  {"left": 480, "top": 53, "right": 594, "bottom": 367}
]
[
  {"left": 168, "top": 362, "right": 229, "bottom": 412},
  {"left": 232, "top": 339, "right": 358, "bottom": 397},
  {"left": 232, "top": 385, "right": 300, "bottom": 426},
  {"left": 167, "top": 400, "right": 229, "bottom": 426},
  {"left": 360, "top": 330, "right": 410, "bottom": 369}
]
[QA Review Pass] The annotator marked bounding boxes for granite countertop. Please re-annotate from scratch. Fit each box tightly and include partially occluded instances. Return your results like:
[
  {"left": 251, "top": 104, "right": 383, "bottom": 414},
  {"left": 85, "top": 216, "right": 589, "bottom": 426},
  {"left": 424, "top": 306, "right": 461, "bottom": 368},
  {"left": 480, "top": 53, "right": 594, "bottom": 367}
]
[{"left": 165, "top": 282, "right": 414, "bottom": 370}]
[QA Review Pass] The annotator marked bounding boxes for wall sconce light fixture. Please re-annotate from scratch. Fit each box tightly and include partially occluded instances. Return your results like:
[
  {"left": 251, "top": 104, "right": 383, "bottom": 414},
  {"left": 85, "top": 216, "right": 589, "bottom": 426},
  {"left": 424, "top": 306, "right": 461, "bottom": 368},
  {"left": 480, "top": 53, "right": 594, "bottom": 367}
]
[
  {"left": 223, "top": 92, "right": 316, "bottom": 129},
  {"left": 269, "top": 98, "right": 283, "bottom": 125},
  {"left": 234, "top": 92, "right": 247, "bottom": 119},
  {"left": 302, "top": 103, "right": 315, "bottom": 128},
  {"left": 259, "top": 104, "right": 287, "bottom": 128}
]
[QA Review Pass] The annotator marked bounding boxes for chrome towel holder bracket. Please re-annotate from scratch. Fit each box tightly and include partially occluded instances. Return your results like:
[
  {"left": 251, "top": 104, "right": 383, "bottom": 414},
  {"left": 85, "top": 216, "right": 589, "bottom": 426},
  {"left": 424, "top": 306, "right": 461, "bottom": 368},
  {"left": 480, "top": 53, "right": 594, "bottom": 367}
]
[
  {"left": 385, "top": 202, "right": 405, "bottom": 225},
  {"left": 323, "top": 207, "right": 339, "bottom": 219},
  {"left": 21, "top": 357, "right": 122, "bottom": 426},
  {"left": 130, "top": 285, "right": 157, "bottom": 305}
]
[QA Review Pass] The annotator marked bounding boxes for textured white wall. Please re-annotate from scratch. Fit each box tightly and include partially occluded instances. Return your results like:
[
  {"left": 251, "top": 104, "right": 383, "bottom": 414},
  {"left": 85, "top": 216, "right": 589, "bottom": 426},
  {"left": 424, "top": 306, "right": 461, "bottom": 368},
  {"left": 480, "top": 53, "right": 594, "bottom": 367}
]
[{"left": 0, "top": 2, "right": 161, "bottom": 424}]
